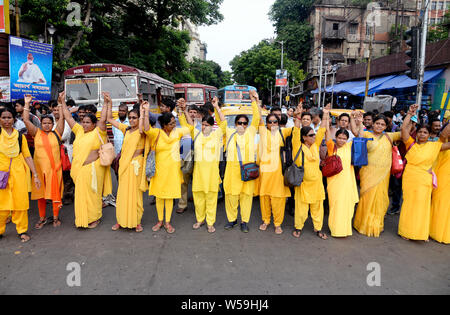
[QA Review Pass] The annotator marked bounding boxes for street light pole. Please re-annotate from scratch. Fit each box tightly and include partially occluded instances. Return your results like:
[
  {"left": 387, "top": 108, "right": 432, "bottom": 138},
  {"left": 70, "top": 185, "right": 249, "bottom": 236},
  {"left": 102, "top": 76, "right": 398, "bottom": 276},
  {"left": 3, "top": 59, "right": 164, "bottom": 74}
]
[
  {"left": 280, "top": 40, "right": 284, "bottom": 108},
  {"left": 416, "top": 0, "right": 430, "bottom": 109},
  {"left": 318, "top": 45, "right": 323, "bottom": 108}
]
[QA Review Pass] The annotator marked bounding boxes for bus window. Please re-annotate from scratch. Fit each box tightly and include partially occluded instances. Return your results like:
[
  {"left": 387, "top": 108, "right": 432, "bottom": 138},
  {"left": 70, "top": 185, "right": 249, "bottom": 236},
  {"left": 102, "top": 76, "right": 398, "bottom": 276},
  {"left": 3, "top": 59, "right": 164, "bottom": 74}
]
[
  {"left": 187, "top": 88, "right": 205, "bottom": 103},
  {"left": 66, "top": 78, "right": 99, "bottom": 102},
  {"left": 101, "top": 77, "right": 137, "bottom": 100},
  {"left": 242, "top": 91, "right": 251, "bottom": 102},
  {"left": 225, "top": 91, "right": 240, "bottom": 102},
  {"left": 175, "top": 88, "right": 185, "bottom": 100}
]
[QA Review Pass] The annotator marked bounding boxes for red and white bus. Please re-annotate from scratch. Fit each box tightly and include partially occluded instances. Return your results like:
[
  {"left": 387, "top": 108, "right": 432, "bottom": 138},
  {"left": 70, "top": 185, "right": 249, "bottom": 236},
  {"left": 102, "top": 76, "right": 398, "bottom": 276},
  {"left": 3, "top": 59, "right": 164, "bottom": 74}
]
[
  {"left": 64, "top": 64, "right": 174, "bottom": 113},
  {"left": 174, "top": 83, "right": 217, "bottom": 107}
]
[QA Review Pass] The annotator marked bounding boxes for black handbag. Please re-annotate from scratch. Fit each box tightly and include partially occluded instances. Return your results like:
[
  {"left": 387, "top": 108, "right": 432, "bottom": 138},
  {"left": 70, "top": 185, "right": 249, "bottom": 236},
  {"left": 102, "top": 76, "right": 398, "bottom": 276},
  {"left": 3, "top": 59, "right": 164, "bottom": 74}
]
[
  {"left": 284, "top": 144, "right": 304, "bottom": 187},
  {"left": 235, "top": 141, "right": 259, "bottom": 182}
]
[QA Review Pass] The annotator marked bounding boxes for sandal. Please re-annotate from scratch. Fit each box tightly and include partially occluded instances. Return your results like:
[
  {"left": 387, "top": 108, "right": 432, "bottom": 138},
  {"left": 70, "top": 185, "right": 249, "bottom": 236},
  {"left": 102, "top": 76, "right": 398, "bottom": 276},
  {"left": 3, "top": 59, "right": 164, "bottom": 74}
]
[
  {"left": 18, "top": 233, "right": 30, "bottom": 243},
  {"left": 136, "top": 224, "right": 143, "bottom": 233},
  {"left": 88, "top": 220, "right": 100, "bottom": 229},
  {"left": 152, "top": 221, "right": 164, "bottom": 232},
  {"left": 112, "top": 223, "right": 120, "bottom": 231},
  {"left": 315, "top": 230, "right": 328, "bottom": 240},
  {"left": 259, "top": 223, "right": 269, "bottom": 231},
  {"left": 292, "top": 229, "right": 302, "bottom": 238},
  {"left": 53, "top": 218, "right": 61, "bottom": 228},
  {"left": 164, "top": 223, "right": 175, "bottom": 234},
  {"left": 207, "top": 225, "right": 216, "bottom": 233},
  {"left": 34, "top": 218, "right": 48, "bottom": 230},
  {"left": 193, "top": 221, "right": 205, "bottom": 230},
  {"left": 275, "top": 226, "right": 283, "bottom": 235}
]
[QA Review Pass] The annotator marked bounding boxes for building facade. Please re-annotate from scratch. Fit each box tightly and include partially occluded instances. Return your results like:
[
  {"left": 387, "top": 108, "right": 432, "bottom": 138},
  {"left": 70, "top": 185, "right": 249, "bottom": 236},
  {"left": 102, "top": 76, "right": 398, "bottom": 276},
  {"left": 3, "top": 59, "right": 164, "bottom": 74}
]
[{"left": 178, "top": 18, "right": 207, "bottom": 62}]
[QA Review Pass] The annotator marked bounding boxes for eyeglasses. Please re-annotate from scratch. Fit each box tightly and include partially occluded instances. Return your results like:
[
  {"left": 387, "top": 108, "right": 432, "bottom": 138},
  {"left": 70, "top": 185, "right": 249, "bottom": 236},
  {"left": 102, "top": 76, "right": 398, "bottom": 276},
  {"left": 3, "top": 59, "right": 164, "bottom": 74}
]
[
  {"left": 236, "top": 121, "right": 248, "bottom": 126},
  {"left": 306, "top": 133, "right": 316, "bottom": 137},
  {"left": 129, "top": 116, "right": 138, "bottom": 120},
  {"left": 268, "top": 120, "right": 278, "bottom": 124}
]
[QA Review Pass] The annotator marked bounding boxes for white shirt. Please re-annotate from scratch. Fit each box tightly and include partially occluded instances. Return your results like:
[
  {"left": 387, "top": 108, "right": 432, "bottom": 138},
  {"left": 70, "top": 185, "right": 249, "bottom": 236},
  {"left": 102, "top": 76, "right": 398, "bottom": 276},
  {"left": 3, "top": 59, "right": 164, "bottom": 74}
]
[{"left": 18, "top": 62, "right": 46, "bottom": 84}]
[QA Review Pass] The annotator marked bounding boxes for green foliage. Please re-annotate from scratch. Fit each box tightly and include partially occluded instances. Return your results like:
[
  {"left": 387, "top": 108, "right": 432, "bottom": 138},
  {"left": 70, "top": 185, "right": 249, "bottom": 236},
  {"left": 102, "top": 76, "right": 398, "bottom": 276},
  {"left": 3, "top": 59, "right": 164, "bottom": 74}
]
[
  {"left": 18, "top": 0, "right": 224, "bottom": 82},
  {"left": 187, "top": 58, "right": 233, "bottom": 88},
  {"left": 427, "top": 12, "right": 450, "bottom": 43},
  {"left": 230, "top": 40, "right": 305, "bottom": 96}
]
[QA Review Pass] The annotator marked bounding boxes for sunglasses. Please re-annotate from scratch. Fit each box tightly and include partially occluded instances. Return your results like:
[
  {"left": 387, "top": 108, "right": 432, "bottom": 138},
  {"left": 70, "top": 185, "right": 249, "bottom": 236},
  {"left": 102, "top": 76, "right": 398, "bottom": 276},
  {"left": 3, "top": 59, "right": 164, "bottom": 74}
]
[
  {"left": 306, "top": 133, "right": 316, "bottom": 137},
  {"left": 268, "top": 120, "right": 278, "bottom": 124},
  {"left": 236, "top": 121, "right": 248, "bottom": 126}
]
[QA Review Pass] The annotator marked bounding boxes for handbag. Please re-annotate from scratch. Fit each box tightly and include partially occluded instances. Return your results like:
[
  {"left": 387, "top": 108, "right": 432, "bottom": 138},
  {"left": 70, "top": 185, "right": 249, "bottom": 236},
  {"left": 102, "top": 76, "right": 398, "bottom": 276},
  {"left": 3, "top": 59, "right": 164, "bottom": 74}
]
[
  {"left": 52, "top": 131, "right": 71, "bottom": 171},
  {"left": 97, "top": 129, "right": 116, "bottom": 167},
  {"left": 181, "top": 131, "right": 201, "bottom": 175},
  {"left": 0, "top": 159, "right": 12, "bottom": 189},
  {"left": 284, "top": 144, "right": 304, "bottom": 187},
  {"left": 146, "top": 130, "right": 160, "bottom": 180},
  {"left": 384, "top": 134, "right": 404, "bottom": 175},
  {"left": 351, "top": 137, "right": 373, "bottom": 167},
  {"left": 321, "top": 143, "right": 343, "bottom": 177},
  {"left": 235, "top": 138, "right": 259, "bottom": 182},
  {"left": 279, "top": 128, "right": 294, "bottom": 173}
]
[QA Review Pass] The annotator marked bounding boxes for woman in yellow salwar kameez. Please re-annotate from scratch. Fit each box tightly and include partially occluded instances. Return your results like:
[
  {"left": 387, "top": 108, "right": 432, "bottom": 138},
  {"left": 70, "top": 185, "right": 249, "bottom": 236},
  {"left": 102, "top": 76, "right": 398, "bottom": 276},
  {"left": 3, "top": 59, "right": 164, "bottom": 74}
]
[
  {"left": 324, "top": 114, "right": 359, "bottom": 238},
  {"left": 351, "top": 113, "right": 401, "bottom": 237},
  {"left": 142, "top": 102, "right": 191, "bottom": 234},
  {"left": 61, "top": 92, "right": 112, "bottom": 229},
  {"left": 105, "top": 96, "right": 149, "bottom": 232},
  {"left": 430, "top": 149, "right": 450, "bottom": 244},
  {"left": 399, "top": 104, "right": 450, "bottom": 241},
  {"left": 257, "top": 113, "right": 292, "bottom": 235},
  {"left": 218, "top": 90, "right": 261, "bottom": 233},
  {"left": 0, "top": 107, "right": 41, "bottom": 242},
  {"left": 292, "top": 104, "right": 330, "bottom": 240},
  {"left": 179, "top": 97, "right": 226, "bottom": 233}
]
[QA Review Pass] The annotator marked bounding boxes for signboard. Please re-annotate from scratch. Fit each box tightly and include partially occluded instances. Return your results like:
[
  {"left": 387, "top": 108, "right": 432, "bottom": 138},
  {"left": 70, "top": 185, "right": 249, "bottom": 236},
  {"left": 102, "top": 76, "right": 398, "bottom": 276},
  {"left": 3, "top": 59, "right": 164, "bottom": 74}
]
[
  {"left": 9, "top": 36, "right": 54, "bottom": 102},
  {"left": 0, "top": 76, "right": 10, "bottom": 101},
  {"left": 275, "top": 69, "right": 288, "bottom": 87},
  {"left": 0, "top": 0, "right": 10, "bottom": 34}
]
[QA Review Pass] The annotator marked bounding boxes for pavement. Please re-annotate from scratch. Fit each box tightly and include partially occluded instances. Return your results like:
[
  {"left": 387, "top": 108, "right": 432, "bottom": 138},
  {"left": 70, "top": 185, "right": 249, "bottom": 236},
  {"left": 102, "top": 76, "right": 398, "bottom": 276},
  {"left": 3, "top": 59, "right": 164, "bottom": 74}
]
[{"left": 0, "top": 177, "right": 449, "bottom": 295}]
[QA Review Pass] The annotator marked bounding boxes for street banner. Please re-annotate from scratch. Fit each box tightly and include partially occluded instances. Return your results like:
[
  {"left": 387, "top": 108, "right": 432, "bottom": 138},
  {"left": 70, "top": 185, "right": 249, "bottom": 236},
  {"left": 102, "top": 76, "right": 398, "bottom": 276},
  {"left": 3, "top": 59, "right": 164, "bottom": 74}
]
[
  {"left": 276, "top": 69, "right": 288, "bottom": 87},
  {"left": 0, "top": 0, "right": 9, "bottom": 34},
  {"left": 0, "top": 76, "right": 10, "bottom": 101},
  {"left": 9, "top": 35, "right": 53, "bottom": 102}
]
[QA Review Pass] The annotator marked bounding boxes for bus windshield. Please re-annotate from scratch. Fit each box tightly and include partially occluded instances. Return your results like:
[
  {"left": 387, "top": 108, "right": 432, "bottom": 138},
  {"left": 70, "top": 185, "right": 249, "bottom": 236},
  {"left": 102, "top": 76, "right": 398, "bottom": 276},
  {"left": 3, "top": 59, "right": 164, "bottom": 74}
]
[
  {"left": 187, "top": 88, "right": 204, "bottom": 102},
  {"left": 66, "top": 78, "right": 99, "bottom": 102},
  {"left": 225, "top": 91, "right": 241, "bottom": 101},
  {"left": 242, "top": 91, "right": 251, "bottom": 102},
  {"left": 101, "top": 77, "right": 137, "bottom": 100}
]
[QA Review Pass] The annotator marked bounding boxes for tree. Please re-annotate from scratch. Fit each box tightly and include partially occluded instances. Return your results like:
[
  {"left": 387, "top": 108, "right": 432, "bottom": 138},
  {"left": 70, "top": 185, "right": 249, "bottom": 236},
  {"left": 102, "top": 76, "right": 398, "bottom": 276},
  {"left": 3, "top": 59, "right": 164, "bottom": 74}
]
[
  {"left": 230, "top": 40, "right": 305, "bottom": 98},
  {"left": 188, "top": 58, "right": 233, "bottom": 88},
  {"left": 427, "top": 12, "right": 450, "bottom": 43}
]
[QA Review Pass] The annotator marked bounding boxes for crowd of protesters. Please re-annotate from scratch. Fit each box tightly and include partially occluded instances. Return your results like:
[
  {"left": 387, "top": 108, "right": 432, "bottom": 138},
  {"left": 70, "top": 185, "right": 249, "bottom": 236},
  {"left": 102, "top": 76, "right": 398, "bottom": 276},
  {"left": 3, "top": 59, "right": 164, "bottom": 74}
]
[{"left": 0, "top": 90, "right": 448, "bottom": 245}]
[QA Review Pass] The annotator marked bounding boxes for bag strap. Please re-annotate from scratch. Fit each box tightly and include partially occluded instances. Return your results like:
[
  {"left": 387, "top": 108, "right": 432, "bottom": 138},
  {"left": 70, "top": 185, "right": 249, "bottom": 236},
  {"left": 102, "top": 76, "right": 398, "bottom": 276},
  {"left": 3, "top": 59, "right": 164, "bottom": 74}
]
[
  {"left": 383, "top": 133, "right": 394, "bottom": 147},
  {"left": 292, "top": 144, "right": 304, "bottom": 166},
  {"left": 279, "top": 128, "right": 285, "bottom": 147},
  {"left": 235, "top": 140, "right": 244, "bottom": 168},
  {"left": 152, "top": 130, "right": 161, "bottom": 151},
  {"left": 96, "top": 128, "right": 105, "bottom": 145},
  {"left": 226, "top": 131, "right": 237, "bottom": 152},
  {"left": 192, "top": 130, "right": 201, "bottom": 149},
  {"left": 52, "top": 130, "right": 62, "bottom": 146}
]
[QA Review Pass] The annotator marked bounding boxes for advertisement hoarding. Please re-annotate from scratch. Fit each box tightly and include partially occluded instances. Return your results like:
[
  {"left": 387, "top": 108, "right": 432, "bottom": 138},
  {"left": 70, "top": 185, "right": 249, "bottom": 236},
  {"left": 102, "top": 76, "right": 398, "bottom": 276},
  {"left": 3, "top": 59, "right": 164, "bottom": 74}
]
[
  {"left": 0, "top": 76, "right": 10, "bottom": 101},
  {"left": 0, "top": 0, "right": 10, "bottom": 34},
  {"left": 9, "top": 35, "right": 53, "bottom": 102},
  {"left": 276, "top": 69, "right": 288, "bottom": 87}
]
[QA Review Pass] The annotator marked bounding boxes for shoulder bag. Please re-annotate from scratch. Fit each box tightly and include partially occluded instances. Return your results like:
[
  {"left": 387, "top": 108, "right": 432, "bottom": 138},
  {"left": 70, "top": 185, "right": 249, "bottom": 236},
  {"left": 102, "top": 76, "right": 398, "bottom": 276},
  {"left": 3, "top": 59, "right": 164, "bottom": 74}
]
[
  {"left": 235, "top": 137, "right": 259, "bottom": 182},
  {"left": 146, "top": 130, "right": 160, "bottom": 180},
  {"left": 52, "top": 131, "right": 71, "bottom": 171},
  {"left": 321, "top": 142, "right": 343, "bottom": 177},
  {"left": 384, "top": 133, "right": 404, "bottom": 175},
  {"left": 97, "top": 129, "right": 116, "bottom": 167},
  {"left": 284, "top": 144, "right": 304, "bottom": 187}
]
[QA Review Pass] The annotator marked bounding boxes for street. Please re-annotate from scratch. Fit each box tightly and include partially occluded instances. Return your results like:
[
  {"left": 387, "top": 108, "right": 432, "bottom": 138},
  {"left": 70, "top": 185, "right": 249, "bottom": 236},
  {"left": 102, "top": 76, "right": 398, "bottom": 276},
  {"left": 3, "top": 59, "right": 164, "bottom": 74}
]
[{"left": 0, "top": 177, "right": 449, "bottom": 295}]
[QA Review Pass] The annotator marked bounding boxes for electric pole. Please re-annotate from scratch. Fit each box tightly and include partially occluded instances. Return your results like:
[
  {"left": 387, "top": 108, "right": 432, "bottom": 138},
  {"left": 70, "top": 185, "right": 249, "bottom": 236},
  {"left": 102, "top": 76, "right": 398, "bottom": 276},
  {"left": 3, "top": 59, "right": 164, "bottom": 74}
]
[
  {"left": 416, "top": 0, "right": 430, "bottom": 109},
  {"left": 318, "top": 44, "right": 323, "bottom": 108},
  {"left": 365, "top": 25, "right": 374, "bottom": 97}
]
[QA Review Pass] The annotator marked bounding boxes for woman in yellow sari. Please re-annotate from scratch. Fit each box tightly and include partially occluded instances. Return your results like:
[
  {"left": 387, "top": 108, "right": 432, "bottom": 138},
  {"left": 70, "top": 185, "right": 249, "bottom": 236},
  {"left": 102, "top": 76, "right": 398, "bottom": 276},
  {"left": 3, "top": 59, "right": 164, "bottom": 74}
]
[
  {"left": 0, "top": 107, "right": 41, "bottom": 242},
  {"left": 292, "top": 104, "right": 330, "bottom": 240},
  {"left": 61, "top": 92, "right": 112, "bottom": 229},
  {"left": 142, "top": 101, "right": 191, "bottom": 234},
  {"left": 179, "top": 97, "right": 226, "bottom": 233},
  {"left": 324, "top": 110, "right": 359, "bottom": 238},
  {"left": 218, "top": 90, "right": 261, "bottom": 233},
  {"left": 430, "top": 149, "right": 450, "bottom": 244},
  {"left": 23, "top": 95, "right": 65, "bottom": 229},
  {"left": 399, "top": 104, "right": 450, "bottom": 241},
  {"left": 106, "top": 96, "right": 149, "bottom": 232},
  {"left": 351, "top": 112, "right": 401, "bottom": 237}
]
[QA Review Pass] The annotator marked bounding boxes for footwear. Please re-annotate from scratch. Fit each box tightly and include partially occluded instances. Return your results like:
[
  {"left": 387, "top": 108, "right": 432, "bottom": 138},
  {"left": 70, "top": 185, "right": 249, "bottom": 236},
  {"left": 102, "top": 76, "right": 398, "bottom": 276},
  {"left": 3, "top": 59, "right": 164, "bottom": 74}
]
[
  {"left": 176, "top": 208, "right": 187, "bottom": 214},
  {"left": 136, "top": 224, "right": 143, "bottom": 233},
  {"left": 104, "top": 195, "right": 116, "bottom": 207},
  {"left": 152, "top": 221, "right": 163, "bottom": 232},
  {"left": 53, "top": 218, "right": 61, "bottom": 228},
  {"left": 88, "top": 220, "right": 100, "bottom": 229},
  {"left": 112, "top": 223, "right": 120, "bottom": 231},
  {"left": 207, "top": 225, "right": 216, "bottom": 233},
  {"left": 193, "top": 221, "right": 205, "bottom": 230},
  {"left": 259, "top": 223, "right": 269, "bottom": 231},
  {"left": 224, "top": 220, "right": 238, "bottom": 230},
  {"left": 292, "top": 229, "right": 302, "bottom": 238},
  {"left": 315, "top": 230, "right": 328, "bottom": 240},
  {"left": 34, "top": 218, "right": 48, "bottom": 230},
  {"left": 18, "top": 233, "right": 30, "bottom": 243},
  {"left": 274, "top": 226, "right": 283, "bottom": 235},
  {"left": 164, "top": 223, "right": 175, "bottom": 234},
  {"left": 240, "top": 222, "right": 249, "bottom": 233}
]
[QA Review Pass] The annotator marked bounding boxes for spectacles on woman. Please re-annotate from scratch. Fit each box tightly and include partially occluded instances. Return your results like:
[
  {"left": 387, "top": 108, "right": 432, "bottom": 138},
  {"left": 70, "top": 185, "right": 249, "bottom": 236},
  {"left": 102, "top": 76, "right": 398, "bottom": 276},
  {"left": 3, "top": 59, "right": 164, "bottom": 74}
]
[
  {"left": 236, "top": 121, "right": 248, "bottom": 126},
  {"left": 307, "top": 133, "right": 316, "bottom": 137},
  {"left": 267, "top": 120, "right": 278, "bottom": 124}
]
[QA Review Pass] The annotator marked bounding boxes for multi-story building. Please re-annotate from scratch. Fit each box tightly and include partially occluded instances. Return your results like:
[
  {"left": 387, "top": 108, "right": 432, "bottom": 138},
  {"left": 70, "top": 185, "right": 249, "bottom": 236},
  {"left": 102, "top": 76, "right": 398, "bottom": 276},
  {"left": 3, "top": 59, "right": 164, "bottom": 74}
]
[
  {"left": 306, "top": 0, "right": 419, "bottom": 89},
  {"left": 428, "top": 0, "right": 449, "bottom": 25},
  {"left": 178, "top": 18, "right": 207, "bottom": 62}
]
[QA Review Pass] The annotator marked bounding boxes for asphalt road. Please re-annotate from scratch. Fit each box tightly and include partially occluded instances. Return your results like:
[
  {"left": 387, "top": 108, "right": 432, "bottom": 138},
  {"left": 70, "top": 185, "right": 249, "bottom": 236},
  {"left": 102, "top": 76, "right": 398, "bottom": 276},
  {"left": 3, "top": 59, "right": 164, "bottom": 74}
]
[{"left": 0, "top": 177, "right": 449, "bottom": 295}]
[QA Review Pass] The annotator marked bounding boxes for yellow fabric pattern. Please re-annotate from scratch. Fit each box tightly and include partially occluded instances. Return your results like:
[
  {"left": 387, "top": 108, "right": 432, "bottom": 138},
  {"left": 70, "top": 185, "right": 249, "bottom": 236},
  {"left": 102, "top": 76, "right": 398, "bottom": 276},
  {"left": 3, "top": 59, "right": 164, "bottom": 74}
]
[
  {"left": 144, "top": 125, "right": 190, "bottom": 199},
  {"left": 0, "top": 132, "right": 31, "bottom": 211},
  {"left": 353, "top": 131, "right": 400, "bottom": 237},
  {"left": 430, "top": 150, "right": 450, "bottom": 244},
  {"left": 225, "top": 193, "right": 253, "bottom": 223},
  {"left": 260, "top": 195, "right": 286, "bottom": 227},
  {"left": 0, "top": 210, "right": 28, "bottom": 235},
  {"left": 193, "top": 191, "right": 218, "bottom": 226},
  {"left": 115, "top": 124, "right": 146, "bottom": 228},
  {"left": 156, "top": 198, "right": 174, "bottom": 223},
  {"left": 326, "top": 141, "right": 359, "bottom": 237},
  {"left": 71, "top": 124, "right": 112, "bottom": 227},
  {"left": 398, "top": 137, "right": 443, "bottom": 240}
]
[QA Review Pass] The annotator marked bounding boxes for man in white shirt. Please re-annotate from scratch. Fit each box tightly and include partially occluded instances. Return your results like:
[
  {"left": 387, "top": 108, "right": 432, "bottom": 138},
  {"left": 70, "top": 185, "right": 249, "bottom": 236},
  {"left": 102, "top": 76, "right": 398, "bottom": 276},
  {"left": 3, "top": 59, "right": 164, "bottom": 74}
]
[
  {"left": 18, "top": 53, "right": 46, "bottom": 84},
  {"left": 112, "top": 103, "right": 130, "bottom": 155}
]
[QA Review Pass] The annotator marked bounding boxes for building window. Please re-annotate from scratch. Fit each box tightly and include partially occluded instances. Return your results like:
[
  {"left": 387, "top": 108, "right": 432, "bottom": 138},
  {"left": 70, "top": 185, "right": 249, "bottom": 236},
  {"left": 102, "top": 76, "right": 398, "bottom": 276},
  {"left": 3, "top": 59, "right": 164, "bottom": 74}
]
[
  {"left": 437, "top": 1, "right": 444, "bottom": 10},
  {"left": 333, "top": 23, "right": 339, "bottom": 31},
  {"left": 366, "top": 24, "right": 372, "bottom": 36},
  {"left": 349, "top": 23, "right": 358, "bottom": 34},
  {"left": 431, "top": 1, "right": 437, "bottom": 10}
]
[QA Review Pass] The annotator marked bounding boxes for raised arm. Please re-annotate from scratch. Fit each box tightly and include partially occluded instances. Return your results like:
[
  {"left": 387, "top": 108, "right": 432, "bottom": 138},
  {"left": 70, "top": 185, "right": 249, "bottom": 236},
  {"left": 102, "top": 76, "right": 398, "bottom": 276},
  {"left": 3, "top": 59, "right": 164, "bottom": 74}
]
[
  {"left": 54, "top": 102, "right": 65, "bottom": 137},
  {"left": 323, "top": 104, "right": 332, "bottom": 143},
  {"left": 98, "top": 92, "right": 109, "bottom": 132},
  {"left": 23, "top": 95, "right": 38, "bottom": 137},
  {"left": 249, "top": 90, "right": 261, "bottom": 129},
  {"left": 439, "top": 122, "right": 450, "bottom": 143},
  {"left": 141, "top": 101, "right": 151, "bottom": 132},
  {"left": 212, "top": 96, "right": 225, "bottom": 122},
  {"left": 106, "top": 96, "right": 121, "bottom": 130},
  {"left": 401, "top": 104, "right": 418, "bottom": 143},
  {"left": 60, "top": 92, "right": 77, "bottom": 130},
  {"left": 350, "top": 110, "right": 364, "bottom": 137}
]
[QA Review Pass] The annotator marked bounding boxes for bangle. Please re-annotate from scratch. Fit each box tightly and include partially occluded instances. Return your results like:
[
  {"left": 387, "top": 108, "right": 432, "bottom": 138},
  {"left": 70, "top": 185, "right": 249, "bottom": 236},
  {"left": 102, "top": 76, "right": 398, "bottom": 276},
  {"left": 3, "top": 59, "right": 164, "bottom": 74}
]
[{"left": 24, "top": 108, "right": 30, "bottom": 111}]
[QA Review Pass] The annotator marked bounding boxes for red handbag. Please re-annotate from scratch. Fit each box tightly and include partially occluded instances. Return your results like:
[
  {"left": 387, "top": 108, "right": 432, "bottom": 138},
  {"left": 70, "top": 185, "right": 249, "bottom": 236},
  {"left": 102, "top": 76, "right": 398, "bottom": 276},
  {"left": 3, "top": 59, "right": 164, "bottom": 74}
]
[
  {"left": 384, "top": 134, "right": 404, "bottom": 175},
  {"left": 52, "top": 131, "right": 71, "bottom": 171},
  {"left": 321, "top": 143, "right": 343, "bottom": 177}
]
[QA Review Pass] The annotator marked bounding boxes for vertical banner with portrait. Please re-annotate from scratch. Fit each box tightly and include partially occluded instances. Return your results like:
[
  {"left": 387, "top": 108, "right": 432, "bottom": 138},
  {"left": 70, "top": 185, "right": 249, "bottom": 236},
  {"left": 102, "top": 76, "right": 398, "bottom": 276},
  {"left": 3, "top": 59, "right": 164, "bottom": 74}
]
[
  {"left": 9, "top": 35, "right": 53, "bottom": 102},
  {"left": 0, "top": 0, "right": 10, "bottom": 34},
  {"left": 276, "top": 69, "right": 288, "bottom": 87},
  {"left": 0, "top": 76, "right": 10, "bottom": 101}
]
